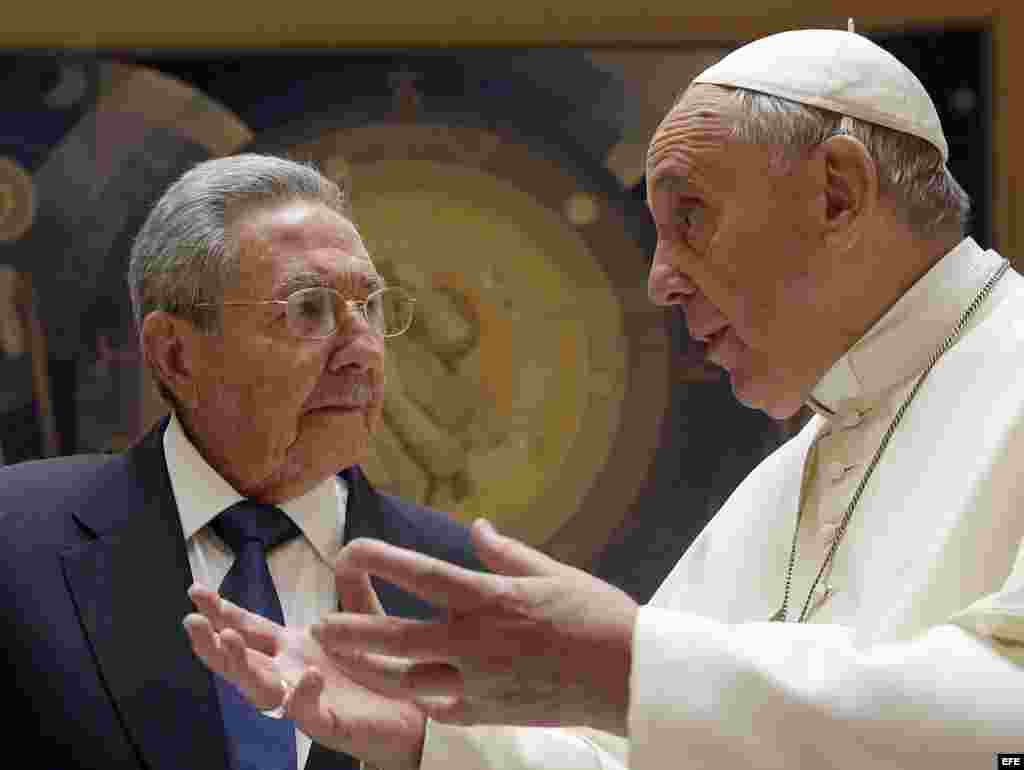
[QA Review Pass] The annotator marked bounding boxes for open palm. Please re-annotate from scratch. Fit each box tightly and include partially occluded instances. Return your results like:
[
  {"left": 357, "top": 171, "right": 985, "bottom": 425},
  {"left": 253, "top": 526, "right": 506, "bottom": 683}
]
[{"left": 184, "top": 583, "right": 426, "bottom": 770}]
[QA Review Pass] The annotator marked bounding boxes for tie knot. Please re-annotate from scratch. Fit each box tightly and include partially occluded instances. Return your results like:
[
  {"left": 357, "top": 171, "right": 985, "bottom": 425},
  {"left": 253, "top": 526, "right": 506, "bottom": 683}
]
[{"left": 211, "top": 500, "right": 301, "bottom": 555}]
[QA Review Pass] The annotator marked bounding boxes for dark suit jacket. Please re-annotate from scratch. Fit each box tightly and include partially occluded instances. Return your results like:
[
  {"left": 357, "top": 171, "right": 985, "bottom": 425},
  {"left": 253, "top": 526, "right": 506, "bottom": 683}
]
[{"left": 0, "top": 419, "right": 481, "bottom": 769}]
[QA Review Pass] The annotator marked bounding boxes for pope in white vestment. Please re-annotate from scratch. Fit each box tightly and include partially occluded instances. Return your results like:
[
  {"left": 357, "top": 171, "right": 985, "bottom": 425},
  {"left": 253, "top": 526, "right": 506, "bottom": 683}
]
[{"left": 419, "top": 235, "right": 1024, "bottom": 769}]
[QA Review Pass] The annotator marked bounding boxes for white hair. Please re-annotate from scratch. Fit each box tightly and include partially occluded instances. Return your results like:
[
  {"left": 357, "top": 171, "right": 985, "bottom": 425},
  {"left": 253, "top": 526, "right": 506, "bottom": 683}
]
[{"left": 719, "top": 87, "right": 971, "bottom": 238}]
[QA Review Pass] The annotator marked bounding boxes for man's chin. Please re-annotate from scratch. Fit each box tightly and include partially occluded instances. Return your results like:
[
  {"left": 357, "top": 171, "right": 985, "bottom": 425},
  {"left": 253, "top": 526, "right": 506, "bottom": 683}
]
[
  {"left": 273, "top": 438, "right": 369, "bottom": 495},
  {"left": 301, "top": 407, "right": 379, "bottom": 455}
]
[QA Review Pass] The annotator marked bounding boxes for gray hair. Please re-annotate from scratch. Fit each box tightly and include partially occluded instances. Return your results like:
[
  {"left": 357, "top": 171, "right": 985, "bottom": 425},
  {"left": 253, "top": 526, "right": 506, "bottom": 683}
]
[
  {"left": 718, "top": 87, "right": 971, "bottom": 239},
  {"left": 127, "top": 153, "right": 350, "bottom": 403}
]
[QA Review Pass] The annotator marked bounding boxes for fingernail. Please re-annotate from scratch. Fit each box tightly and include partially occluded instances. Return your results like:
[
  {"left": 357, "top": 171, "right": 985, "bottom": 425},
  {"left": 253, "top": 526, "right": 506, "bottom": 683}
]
[{"left": 478, "top": 518, "right": 499, "bottom": 536}]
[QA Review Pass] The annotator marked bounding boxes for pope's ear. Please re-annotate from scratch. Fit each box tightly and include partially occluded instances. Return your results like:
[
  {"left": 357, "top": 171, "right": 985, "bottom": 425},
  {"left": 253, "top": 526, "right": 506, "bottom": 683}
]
[
  {"left": 140, "top": 311, "right": 199, "bottom": 407},
  {"left": 821, "top": 132, "right": 878, "bottom": 250}
]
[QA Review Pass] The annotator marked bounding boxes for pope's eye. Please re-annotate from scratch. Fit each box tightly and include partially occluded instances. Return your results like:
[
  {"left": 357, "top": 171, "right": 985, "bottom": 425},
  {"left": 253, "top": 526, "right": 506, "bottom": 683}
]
[
  {"left": 297, "top": 299, "right": 322, "bottom": 318},
  {"left": 679, "top": 206, "right": 702, "bottom": 230}
]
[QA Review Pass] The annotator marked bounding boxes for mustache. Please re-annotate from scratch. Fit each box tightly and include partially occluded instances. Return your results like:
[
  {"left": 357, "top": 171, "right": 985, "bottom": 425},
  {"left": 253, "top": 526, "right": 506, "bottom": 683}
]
[{"left": 307, "top": 374, "right": 380, "bottom": 410}]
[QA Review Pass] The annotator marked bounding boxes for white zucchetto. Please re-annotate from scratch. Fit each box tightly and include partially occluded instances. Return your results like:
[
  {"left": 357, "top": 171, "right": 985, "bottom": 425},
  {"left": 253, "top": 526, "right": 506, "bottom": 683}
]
[{"left": 693, "top": 29, "right": 949, "bottom": 161}]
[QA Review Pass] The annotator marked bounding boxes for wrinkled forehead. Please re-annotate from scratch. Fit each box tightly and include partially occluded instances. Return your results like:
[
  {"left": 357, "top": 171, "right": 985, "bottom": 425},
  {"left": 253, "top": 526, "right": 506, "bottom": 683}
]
[
  {"left": 645, "top": 84, "right": 737, "bottom": 185},
  {"left": 232, "top": 200, "right": 377, "bottom": 292}
]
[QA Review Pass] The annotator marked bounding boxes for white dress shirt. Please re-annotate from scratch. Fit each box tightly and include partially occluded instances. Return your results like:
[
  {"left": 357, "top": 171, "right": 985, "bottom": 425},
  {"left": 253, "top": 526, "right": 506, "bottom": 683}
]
[
  {"left": 164, "top": 411, "right": 347, "bottom": 770},
  {"left": 421, "top": 237, "right": 1024, "bottom": 768}
]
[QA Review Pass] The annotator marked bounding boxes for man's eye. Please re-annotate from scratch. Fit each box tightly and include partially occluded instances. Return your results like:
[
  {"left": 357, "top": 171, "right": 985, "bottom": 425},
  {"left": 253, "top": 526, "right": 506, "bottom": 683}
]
[{"left": 364, "top": 293, "right": 382, "bottom": 314}]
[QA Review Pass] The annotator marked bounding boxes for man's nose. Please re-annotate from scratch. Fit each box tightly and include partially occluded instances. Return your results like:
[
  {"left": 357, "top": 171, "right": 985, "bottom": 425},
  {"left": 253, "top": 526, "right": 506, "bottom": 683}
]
[
  {"left": 326, "top": 324, "right": 383, "bottom": 374},
  {"left": 648, "top": 259, "right": 697, "bottom": 306}
]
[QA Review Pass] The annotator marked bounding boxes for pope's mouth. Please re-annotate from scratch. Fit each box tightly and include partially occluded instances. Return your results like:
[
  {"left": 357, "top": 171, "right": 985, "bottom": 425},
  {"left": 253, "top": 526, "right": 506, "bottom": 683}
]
[
  {"left": 704, "top": 325, "right": 731, "bottom": 352},
  {"left": 686, "top": 326, "right": 730, "bottom": 363}
]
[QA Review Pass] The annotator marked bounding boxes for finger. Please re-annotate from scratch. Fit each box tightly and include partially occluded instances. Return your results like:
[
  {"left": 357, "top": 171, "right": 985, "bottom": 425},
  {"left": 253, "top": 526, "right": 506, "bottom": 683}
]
[
  {"left": 312, "top": 613, "right": 457, "bottom": 661},
  {"left": 219, "top": 629, "right": 290, "bottom": 711},
  {"left": 218, "top": 629, "right": 248, "bottom": 686},
  {"left": 286, "top": 666, "right": 363, "bottom": 751},
  {"left": 284, "top": 666, "right": 327, "bottom": 726},
  {"left": 188, "top": 583, "right": 226, "bottom": 628},
  {"left": 183, "top": 613, "right": 230, "bottom": 675},
  {"left": 328, "top": 648, "right": 415, "bottom": 699},
  {"left": 189, "top": 583, "right": 280, "bottom": 656},
  {"left": 186, "top": 617, "right": 290, "bottom": 712},
  {"left": 470, "top": 519, "right": 566, "bottom": 578},
  {"left": 336, "top": 538, "right": 497, "bottom": 611},
  {"left": 335, "top": 566, "right": 385, "bottom": 616},
  {"left": 189, "top": 583, "right": 238, "bottom": 633}
]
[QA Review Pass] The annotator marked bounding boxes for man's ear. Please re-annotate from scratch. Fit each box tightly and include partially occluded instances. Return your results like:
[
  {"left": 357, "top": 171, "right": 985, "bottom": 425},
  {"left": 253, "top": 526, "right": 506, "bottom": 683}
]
[
  {"left": 821, "top": 133, "right": 878, "bottom": 251},
  {"left": 141, "top": 311, "right": 200, "bottom": 408}
]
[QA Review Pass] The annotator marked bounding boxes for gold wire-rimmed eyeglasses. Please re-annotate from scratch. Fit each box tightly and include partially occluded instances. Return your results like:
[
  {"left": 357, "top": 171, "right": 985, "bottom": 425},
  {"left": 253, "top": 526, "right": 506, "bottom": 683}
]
[{"left": 198, "top": 285, "right": 416, "bottom": 339}]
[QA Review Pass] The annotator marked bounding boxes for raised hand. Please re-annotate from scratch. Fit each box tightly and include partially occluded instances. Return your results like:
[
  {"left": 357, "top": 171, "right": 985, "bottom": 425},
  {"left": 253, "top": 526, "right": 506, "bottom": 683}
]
[
  {"left": 313, "top": 519, "right": 639, "bottom": 736},
  {"left": 183, "top": 577, "right": 426, "bottom": 770}
]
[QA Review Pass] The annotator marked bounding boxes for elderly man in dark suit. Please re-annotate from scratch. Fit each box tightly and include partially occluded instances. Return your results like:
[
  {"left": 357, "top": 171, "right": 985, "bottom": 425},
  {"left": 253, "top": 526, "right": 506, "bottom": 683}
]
[{"left": 0, "top": 154, "right": 479, "bottom": 770}]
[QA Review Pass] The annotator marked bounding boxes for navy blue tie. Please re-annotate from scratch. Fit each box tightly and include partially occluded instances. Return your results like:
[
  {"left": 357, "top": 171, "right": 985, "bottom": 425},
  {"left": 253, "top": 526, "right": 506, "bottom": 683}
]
[{"left": 211, "top": 500, "right": 301, "bottom": 770}]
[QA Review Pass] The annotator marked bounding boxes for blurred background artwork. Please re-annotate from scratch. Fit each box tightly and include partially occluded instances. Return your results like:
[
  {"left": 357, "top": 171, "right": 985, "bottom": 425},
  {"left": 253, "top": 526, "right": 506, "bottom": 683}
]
[{"left": 0, "top": 27, "right": 992, "bottom": 599}]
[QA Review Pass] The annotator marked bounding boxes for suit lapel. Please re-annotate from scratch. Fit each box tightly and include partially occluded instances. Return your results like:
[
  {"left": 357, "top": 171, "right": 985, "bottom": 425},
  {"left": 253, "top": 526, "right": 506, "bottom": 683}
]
[
  {"left": 306, "top": 737, "right": 361, "bottom": 769},
  {"left": 341, "top": 466, "right": 438, "bottom": 620},
  {"left": 61, "top": 421, "right": 230, "bottom": 770},
  {"left": 340, "top": 465, "right": 402, "bottom": 545}
]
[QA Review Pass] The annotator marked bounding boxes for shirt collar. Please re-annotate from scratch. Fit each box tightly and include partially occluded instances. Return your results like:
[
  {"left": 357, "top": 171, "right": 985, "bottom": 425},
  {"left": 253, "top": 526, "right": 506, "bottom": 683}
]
[
  {"left": 808, "top": 237, "right": 1005, "bottom": 417},
  {"left": 163, "top": 411, "right": 347, "bottom": 564}
]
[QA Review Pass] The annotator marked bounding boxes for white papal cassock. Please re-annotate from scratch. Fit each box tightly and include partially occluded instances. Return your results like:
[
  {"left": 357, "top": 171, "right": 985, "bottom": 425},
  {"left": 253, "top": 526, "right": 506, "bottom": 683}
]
[{"left": 419, "top": 236, "right": 1024, "bottom": 769}]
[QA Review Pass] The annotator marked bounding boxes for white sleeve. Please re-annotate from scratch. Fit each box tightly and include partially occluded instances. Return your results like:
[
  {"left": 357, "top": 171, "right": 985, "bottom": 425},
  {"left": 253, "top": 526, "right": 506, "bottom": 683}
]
[
  {"left": 420, "top": 720, "right": 629, "bottom": 770},
  {"left": 629, "top": 607, "right": 1023, "bottom": 770}
]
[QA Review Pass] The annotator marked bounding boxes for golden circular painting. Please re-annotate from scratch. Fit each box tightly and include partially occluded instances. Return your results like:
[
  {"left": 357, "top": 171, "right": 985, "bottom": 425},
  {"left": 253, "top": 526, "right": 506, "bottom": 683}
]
[{"left": 288, "top": 124, "right": 671, "bottom": 566}]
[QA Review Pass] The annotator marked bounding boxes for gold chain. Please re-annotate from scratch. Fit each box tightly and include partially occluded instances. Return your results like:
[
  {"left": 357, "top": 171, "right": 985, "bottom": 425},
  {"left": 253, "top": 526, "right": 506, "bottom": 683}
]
[{"left": 770, "top": 258, "right": 1010, "bottom": 623}]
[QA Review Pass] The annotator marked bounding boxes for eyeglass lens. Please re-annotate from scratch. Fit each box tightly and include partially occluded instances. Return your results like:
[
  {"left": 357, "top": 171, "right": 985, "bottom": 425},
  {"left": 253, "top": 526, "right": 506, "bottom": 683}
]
[{"left": 285, "top": 287, "right": 413, "bottom": 338}]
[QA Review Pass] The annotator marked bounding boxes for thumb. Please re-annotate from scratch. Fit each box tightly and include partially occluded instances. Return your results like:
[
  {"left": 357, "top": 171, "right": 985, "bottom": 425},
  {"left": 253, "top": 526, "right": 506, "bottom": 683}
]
[
  {"left": 335, "top": 565, "right": 386, "bottom": 616},
  {"left": 471, "top": 519, "right": 566, "bottom": 577}
]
